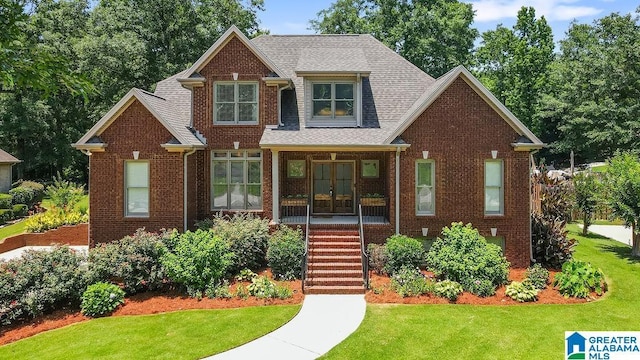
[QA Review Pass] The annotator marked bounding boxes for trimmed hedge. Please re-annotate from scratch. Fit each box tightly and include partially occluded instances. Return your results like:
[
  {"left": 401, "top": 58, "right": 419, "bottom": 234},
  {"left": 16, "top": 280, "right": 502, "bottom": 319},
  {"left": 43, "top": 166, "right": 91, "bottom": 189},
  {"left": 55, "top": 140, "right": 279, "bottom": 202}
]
[
  {"left": 267, "top": 225, "right": 305, "bottom": 280},
  {"left": 0, "top": 209, "right": 13, "bottom": 224},
  {"left": 12, "top": 204, "right": 28, "bottom": 218},
  {"left": 0, "top": 193, "right": 11, "bottom": 208},
  {"left": 9, "top": 182, "right": 44, "bottom": 208}
]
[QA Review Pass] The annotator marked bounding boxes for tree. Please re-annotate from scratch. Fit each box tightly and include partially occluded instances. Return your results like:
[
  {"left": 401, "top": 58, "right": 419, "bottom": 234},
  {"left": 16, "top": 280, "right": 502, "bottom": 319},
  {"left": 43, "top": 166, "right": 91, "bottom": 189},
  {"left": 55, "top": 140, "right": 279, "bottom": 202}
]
[
  {"left": 474, "top": 6, "right": 554, "bottom": 133},
  {"left": 539, "top": 10, "right": 640, "bottom": 163},
  {"left": 573, "top": 172, "right": 602, "bottom": 235},
  {"left": 604, "top": 152, "right": 640, "bottom": 257},
  {"left": 310, "top": 0, "right": 478, "bottom": 77}
]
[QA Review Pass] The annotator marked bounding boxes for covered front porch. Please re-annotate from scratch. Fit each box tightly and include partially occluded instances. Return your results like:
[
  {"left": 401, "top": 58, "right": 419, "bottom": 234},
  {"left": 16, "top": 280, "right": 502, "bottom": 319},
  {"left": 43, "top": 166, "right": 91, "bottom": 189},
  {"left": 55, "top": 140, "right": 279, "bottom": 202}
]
[{"left": 269, "top": 150, "right": 393, "bottom": 225}]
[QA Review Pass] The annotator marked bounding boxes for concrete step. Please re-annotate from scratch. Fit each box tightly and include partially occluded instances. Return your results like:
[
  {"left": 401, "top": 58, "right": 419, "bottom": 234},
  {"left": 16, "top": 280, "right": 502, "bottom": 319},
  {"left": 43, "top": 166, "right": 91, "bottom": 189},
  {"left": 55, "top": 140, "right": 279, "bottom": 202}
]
[
  {"left": 305, "top": 285, "right": 365, "bottom": 295},
  {"left": 308, "top": 262, "right": 362, "bottom": 271}
]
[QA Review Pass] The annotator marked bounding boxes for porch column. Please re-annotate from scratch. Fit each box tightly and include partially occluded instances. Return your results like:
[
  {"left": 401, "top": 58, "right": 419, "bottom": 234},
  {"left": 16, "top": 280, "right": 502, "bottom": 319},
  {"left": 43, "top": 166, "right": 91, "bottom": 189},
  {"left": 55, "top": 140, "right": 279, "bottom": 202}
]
[{"left": 272, "top": 150, "right": 280, "bottom": 223}]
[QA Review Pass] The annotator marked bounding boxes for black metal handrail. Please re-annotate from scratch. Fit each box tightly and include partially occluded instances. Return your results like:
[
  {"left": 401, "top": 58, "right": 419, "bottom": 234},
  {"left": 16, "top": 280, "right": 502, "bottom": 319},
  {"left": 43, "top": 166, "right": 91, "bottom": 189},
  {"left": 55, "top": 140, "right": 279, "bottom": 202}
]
[
  {"left": 301, "top": 204, "right": 310, "bottom": 293},
  {"left": 357, "top": 204, "right": 370, "bottom": 289}
]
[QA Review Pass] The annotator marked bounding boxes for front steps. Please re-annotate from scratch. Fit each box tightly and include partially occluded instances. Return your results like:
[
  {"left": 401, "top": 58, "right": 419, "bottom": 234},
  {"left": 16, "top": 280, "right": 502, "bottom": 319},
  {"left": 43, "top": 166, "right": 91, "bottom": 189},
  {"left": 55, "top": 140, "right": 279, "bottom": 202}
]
[{"left": 305, "top": 228, "right": 366, "bottom": 294}]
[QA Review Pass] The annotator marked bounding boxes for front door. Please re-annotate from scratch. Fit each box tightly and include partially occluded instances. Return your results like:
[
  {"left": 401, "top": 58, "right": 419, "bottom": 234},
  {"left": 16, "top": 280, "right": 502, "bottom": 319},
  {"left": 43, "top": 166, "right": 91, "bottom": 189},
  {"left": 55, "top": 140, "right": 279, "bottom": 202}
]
[{"left": 312, "top": 162, "right": 354, "bottom": 214}]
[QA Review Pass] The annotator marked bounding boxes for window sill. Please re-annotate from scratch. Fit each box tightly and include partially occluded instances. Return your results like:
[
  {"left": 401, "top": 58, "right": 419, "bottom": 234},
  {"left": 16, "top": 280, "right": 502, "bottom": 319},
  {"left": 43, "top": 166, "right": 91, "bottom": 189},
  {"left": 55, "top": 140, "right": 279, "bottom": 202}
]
[
  {"left": 214, "top": 122, "right": 260, "bottom": 126},
  {"left": 415, "top": 213, "right": 435, "bottom": 217},
  {"left": 124, "top": 215, "right": 150, "bottom": 219},
  {"left": 484, "top": 214, "right": 505, "bottom": 219}
]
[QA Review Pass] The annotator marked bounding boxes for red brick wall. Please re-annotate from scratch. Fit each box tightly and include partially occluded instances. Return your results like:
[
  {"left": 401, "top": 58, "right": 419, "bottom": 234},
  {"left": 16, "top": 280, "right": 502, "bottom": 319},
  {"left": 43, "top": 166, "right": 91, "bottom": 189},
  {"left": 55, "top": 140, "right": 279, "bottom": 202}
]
[
  {"left": 89, "top": 100, "right": 184, "bottom": 245},
  {"left": 0, "top": 224, "right": 88, "bottom": 254},
  {"left": 192, "top": 35, "right": 277, "bottom": 221},
  {"left": 398, "top": 77, "right": 531, "bottom": 267}
]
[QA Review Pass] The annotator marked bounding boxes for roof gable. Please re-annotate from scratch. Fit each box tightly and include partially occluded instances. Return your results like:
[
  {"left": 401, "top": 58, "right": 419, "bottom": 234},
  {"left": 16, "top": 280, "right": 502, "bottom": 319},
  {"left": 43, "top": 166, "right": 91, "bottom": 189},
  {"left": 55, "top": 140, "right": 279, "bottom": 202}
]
[
  {"left": 385, "top": 65, "right": 544, "bottom": 148},
  {"left": 183, "top": 25, "right": 284, "bottom": 78},
  {"left": 0, "top": 149, "right": 20, "bottom": 164}
]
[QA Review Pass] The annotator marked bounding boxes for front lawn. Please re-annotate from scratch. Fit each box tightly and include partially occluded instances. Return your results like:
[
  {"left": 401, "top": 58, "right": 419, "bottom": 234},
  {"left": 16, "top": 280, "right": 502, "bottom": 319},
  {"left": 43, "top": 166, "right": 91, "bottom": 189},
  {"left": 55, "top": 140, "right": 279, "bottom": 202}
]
[
  {"left": 323, "top": 224, "right": 640, "bottom": 359},
  {"left": 0, "top": 220, "right": 27, "bottom": 241},
  {"left": 0, "top": 305, "right": 300, "bottom": 360}
]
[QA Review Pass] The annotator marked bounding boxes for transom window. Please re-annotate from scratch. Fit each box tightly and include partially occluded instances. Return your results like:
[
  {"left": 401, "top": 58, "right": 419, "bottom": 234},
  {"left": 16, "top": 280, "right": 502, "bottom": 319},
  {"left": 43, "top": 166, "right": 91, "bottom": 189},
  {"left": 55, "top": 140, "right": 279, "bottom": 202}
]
[
  {"left": 312, "top": 82, "right": 355, "bottom": 118},
  {"left": 211, "top": 150, "right": 262, "bottom": 210},
  {"left": 485, "top": 160, "right": 504, "bottom": 215},
  {"left": 214, "top": 82, "right": 258, "bottom": 124},
  {"left": 125, "top": 161, "right": 149, "bottom": 217},
  {"left": 416, "top": 160, "right": 435, "bottom": 215}
]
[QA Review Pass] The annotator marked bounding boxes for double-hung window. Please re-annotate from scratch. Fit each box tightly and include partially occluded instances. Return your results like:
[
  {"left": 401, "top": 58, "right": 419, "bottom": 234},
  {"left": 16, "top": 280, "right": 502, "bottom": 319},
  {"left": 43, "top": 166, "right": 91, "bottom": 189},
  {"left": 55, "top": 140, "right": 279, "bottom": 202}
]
[
  {"left": 312, "top": 82, "right": 355, "bottom": 119},
  {"left": 125, "top": 161, "right": 149, "bottom": 217},
  {"left": 416, "top": 160, "right": 435, "bottom": 215},
  {"left": 484, "top": 160, "right": 504, "bottom": 215},
  {"left": 214, "top": 82, "right": 258, "bottom": 124},
  {"left": 211, "top": 150, "right": 262, "bottom": 210}
]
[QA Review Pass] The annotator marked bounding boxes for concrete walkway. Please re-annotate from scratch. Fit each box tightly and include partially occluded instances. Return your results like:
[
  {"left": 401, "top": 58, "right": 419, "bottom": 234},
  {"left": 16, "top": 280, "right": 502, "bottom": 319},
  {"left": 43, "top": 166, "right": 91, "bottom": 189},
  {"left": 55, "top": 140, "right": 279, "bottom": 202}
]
[
  {"left": 208, "top": 294, "right": 366, "bottom": 360},
  {"left": 578, "top": 224, "right": 633, "bottom": 246},
  {"left": 0, "top": 245, "right": 88, "bottom": 261}
]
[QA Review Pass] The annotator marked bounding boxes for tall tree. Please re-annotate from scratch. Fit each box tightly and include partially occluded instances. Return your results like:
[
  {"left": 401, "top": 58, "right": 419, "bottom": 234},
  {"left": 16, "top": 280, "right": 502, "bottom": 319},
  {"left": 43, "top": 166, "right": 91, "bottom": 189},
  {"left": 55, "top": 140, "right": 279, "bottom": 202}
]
[
  {"left": 605, "top": 152, "right": 640, "bottom": 257},
  {"left": 310, "top": 0, "right": 478, "bottom": 77},
  {"left": 539, "top": 10, "right": 640, "bottom": 162},
  {"left": 475, "top": 6, "right": 554, "bottom": 134}
]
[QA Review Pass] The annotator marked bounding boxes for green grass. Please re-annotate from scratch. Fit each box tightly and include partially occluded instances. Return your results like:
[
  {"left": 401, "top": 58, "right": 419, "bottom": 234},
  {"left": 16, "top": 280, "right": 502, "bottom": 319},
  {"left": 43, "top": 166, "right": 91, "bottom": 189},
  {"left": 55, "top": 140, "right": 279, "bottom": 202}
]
[
  {"left": 0, "top": 305, "right": 300, "bottom": 360},
  {"left": 323, "top": 224, "right": 640, "bottom": 359},
  {"left": 0, "top": 220, "right": 27, "bottom": 241},
  {"left": 40, "top": 194, "right": 88, "bottom": 212},
  {"left": 591, "top": 164, "right": 608, "bottom": 173},
  {"left": 575, "top": 219, "right": 626, "bottom": 226}
]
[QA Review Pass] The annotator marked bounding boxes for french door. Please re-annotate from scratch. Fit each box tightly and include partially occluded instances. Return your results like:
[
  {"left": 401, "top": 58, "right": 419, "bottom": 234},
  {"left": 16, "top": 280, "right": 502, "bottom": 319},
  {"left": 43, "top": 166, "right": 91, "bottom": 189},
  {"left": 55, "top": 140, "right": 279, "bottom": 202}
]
[{"left": 312, "top": 161, "right": 354, "bottom": 214}]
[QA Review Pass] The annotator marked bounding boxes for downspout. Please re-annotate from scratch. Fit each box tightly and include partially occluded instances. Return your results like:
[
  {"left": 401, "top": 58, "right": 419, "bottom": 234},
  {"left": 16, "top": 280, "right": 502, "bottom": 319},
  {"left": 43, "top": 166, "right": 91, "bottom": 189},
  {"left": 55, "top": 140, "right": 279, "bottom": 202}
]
[
  {"left": 183, "top": 148, "right": 197, "bottom": 232},
  {"left": 529, "top": 150, "right": 539, "bottom": 263},
  {"left": 395, "top": 147, "right": 401, "bottom": 234},
  {"left": 80, "top": 149, "right": 91, "bottom": 246},
  {"left": 277, "top": 82, "right": 292, "bottom": 127}
]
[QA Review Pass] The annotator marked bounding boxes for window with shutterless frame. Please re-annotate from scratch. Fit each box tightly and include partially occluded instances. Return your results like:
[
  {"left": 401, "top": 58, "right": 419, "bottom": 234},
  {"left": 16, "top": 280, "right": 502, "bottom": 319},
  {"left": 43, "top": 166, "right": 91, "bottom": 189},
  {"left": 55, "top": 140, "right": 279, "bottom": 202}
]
[
  {"left": 125, "top": 161, "right": 149, "bottom": 217},
  {"left": 311, "top": 82, "right": 355, "bottom": 119},
  {"left": 211, "top": 150, "right": 262, "bottom": 210},
  {"left": 416, "top": 160, "right": 435, "bottom": 215},
  {"left": 214, "top": 82, "right": 259, "bottom": 124},
  {"left": 484, "top": 159, "right": 504, "bottom": 215}
]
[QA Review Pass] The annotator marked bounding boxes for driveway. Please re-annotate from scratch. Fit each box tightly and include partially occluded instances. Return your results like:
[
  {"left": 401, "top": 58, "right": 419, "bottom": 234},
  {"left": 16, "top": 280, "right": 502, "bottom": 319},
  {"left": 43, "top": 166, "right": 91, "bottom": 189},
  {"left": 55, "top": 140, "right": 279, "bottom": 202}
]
[{"left": 579, "top": 224, "right": 633, "bottom": 246}]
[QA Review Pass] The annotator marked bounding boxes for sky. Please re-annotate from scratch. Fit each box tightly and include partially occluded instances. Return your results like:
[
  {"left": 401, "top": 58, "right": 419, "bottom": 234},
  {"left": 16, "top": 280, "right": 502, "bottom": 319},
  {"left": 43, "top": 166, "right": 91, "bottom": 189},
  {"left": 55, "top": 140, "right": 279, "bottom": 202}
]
[{"left": 259, "top": 0, "right": 637, "bottom": 42}]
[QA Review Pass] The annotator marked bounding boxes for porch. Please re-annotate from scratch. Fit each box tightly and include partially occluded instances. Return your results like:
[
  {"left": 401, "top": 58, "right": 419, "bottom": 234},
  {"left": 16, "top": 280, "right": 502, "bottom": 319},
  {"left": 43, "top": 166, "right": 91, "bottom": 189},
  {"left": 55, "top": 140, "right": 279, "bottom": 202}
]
[{"left": 281, "top": 214, "right": 388, "bottom": 225}]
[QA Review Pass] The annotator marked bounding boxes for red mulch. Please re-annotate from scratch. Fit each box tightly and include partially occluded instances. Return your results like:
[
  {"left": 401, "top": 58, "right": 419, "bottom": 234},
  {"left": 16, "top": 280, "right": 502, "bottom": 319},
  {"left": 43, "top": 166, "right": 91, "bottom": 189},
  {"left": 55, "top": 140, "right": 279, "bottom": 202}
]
[{"left": 1, "top": 268, "right": 605, "bottom": 346}]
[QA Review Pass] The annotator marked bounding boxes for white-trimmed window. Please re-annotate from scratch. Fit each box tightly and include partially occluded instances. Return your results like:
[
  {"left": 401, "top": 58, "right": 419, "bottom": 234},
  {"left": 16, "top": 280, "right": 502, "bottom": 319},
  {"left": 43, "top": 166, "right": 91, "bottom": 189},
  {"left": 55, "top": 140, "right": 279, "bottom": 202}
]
[
  {"left": 416, "top": 160, "right": 435, "bottom": 215},
  {"left": 211, "top": 150, "right": 262, "bottom": 210},
  {"left": 312, "top": 82, "right": 355, "bottom": 119},
  {"left": 125, "top": 161, "right": 149, "bottom": 217},
  {"left": 214, "top": 82, "right": 258, "bottom": 124},
  {"left": 485, "top": 160, "right": 504, "bottom": 215}
]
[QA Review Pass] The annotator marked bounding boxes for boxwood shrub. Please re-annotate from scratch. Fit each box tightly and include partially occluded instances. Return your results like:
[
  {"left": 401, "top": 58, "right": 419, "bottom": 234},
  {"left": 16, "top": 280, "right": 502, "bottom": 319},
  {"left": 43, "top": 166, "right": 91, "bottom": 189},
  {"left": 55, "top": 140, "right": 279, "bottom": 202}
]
[
  {"left": 427, "top": 222, "right": 509, "bottom": 297},
  {"left": 0, "top": 193, "right": 12, "bottom": 208},
  {"left": 383, "top": 234, "right": 425, "bottom": 275},
  {"left": 12, "top": 204, "right": 28, "bottom": 218},
  {"left": 0, "top": 209, "right": 13, "bottom": 224},
  {"left": 9, "top": 181, "right": 45, "bottom": 208},
  {"left": 80, "top": 282, "right": 125, "bottom": 317},
  {"left": 267, "top": 225, "right": 304, "bottom": 280}
]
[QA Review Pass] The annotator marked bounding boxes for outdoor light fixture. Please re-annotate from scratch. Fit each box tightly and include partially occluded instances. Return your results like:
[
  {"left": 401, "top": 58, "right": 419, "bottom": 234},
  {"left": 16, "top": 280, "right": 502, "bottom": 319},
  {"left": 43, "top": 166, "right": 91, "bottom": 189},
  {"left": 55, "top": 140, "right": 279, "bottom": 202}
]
[
  {"left": 232, "top": 72, "right": 239, "bottom": 81},
  {"left": 233, "top": 141, "right": 240, "bottom": 150},
  {"left": 491, "top": 228, "right": 497, "bottom": 237},
  {"left": 422, "top": 151, "right": 429, "bottom": 159},
  {"left": 331, "top": 153, "right": 337, "bottom": 161},
  {"left": 422, "top": 228, "right": 429, "bottom": 236},
  {"left": 491, "top": 150, "right": 498, "bottom": 159},
  {"left": 133, "top": 151, "right": 140, "bottom": 160}
]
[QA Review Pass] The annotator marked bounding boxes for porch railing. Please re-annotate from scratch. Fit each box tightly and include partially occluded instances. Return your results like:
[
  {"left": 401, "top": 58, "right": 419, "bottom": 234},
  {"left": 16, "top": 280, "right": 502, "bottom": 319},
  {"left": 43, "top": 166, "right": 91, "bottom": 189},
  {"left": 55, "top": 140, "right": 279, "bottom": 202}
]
[
  {"left": 301, "top": 204, "right": 310, "bottom": 294},
  {"left": 359, "top": 197, "right": 389, "bottom": 224},
  {"left": 281, "top": 198, "right": 308, "bottom": 224},
  {"left": 357, "top": 204, "right": 370, "bottom": 290}
]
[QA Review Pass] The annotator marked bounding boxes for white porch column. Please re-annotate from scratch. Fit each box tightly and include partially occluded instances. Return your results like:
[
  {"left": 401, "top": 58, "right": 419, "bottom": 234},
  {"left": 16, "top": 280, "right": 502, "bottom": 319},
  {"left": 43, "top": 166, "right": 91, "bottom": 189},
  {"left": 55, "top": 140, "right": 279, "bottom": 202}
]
[
  {"left": 272, "top": 150, "right": 280, "bottom": 224},
  {"left": 395, "top": 147, "right": 400, "bottom": 234}
]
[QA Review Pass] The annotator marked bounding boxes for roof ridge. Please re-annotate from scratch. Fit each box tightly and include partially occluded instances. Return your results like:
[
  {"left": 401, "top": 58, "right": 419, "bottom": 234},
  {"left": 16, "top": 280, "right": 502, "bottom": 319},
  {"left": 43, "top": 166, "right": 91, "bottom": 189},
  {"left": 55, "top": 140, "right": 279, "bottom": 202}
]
[
  {"left": 136, "top": 88, "right": 166, "bottom": 101},
  {"left": 261, "top": 34, "right": 364, "bottom": 37}
]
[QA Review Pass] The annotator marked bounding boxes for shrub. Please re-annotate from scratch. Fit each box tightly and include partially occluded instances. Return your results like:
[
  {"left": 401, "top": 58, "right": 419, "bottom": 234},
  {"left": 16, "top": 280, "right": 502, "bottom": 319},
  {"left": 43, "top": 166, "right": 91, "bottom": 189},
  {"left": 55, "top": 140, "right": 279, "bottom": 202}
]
[
  {"left": 88, "top": 229, "right": 171, "bottom": 294},
  {"left": 46, "top": 174, "right": 85, "bottom": 211},
  {"left": 235, "top": 284, "right": 249, "bottom": 299},
  {"left": 0, "top": 246, "right": 88, "bottom": 326},
  {"left": 161, "top": 229, "right": 234, "bottom": 298},
  {"left": 205, "top": 280, "right": 232, "bottom": 299},
  {"left": 267, "top": 225, "right": 305, "bottom": 280},
  {"left": 531, "top": 213, "right": 576, "bottom": 269},
  {"left": 0, "top": 193, "right": 12, "bottom": 208},
  {"left": 383, "top": 234, "right": 425, "bottom": 275},
  {"left": 553, "top": 260, "right": 607, "bottom": 298},
  {"left": 199, "top": 213, "right": 270, "bottom": 273},
  {"left": 426, "top": 223, "right": 509, "bottom": 296},
  {"left": 390, "top": 266, "right": 433, "bottom": 297},
  {"left": 9, "top": 181, "right": 44, "bottom": 208},
  {"left": 25, "top": 209, "right": 88, "bottom": 233},
  {"left": 0, "top": 209, "right": 13, "bottom": 224},
  {"left": 505, "top": 280, "right": 539, "bottom": 302},
  {"left": 525, "top": 263, "right": 550, "bottom": 290},
  {"left": 367, "top": 243, "right": 387, "bottom": 275},
  {"left": 80, "top": 282, "right": 125, "bottom": 317},
  {"left": 235, "top": 268, "right": 258, "bottom": 282},
  {"left": 12, "top": 204, "right": 28, "bottom": 218},
  {"left": 434, "top": 280, "right": 463, "bottom": 301},
  {"left": 247, "top": 276, "right": 292, "bottom": 299}
]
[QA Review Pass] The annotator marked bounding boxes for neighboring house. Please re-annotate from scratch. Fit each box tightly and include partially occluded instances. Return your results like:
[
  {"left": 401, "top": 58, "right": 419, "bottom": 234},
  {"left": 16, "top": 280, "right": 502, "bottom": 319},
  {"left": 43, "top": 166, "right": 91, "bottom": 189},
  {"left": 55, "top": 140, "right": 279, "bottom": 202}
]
[
  {"left": 73, "top": 26, "right": 543, "bottom": 270},
  {"left": 0, "top": 149, "right": 20, "bottom": 193}
]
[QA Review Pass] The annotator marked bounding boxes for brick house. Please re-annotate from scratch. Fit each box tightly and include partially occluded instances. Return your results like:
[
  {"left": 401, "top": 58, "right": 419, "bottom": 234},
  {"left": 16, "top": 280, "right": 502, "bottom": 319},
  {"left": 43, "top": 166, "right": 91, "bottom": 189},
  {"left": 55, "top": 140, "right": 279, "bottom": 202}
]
[{"left": 74, "top": 26, "right": 543, "bottom": 290}]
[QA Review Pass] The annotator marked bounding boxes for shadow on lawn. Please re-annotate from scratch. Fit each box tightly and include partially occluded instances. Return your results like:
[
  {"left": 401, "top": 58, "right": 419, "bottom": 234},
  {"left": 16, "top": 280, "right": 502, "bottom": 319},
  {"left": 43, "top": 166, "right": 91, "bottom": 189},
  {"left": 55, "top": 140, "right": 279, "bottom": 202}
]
[{"left": 596, "top": 242, "right": 640, "bottom": 264}]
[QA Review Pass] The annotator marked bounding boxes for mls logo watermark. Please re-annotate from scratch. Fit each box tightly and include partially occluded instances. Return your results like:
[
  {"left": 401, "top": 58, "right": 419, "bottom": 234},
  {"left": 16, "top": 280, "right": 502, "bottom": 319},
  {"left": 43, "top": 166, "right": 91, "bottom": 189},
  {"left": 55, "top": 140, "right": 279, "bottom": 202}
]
[{"left": 566, "top": 332, "right": 640, "bottom": 359}]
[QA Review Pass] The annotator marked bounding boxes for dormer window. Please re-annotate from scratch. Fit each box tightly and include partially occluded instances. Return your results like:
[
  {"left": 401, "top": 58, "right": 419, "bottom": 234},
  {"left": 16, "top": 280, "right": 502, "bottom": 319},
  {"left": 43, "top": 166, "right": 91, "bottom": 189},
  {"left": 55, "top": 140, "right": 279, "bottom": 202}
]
[
  {"left": 214, "top": 81, "right": 258, "bottom": 124},
  {"left": 312, "top": 82, "right": 355, "bottom": 118}
]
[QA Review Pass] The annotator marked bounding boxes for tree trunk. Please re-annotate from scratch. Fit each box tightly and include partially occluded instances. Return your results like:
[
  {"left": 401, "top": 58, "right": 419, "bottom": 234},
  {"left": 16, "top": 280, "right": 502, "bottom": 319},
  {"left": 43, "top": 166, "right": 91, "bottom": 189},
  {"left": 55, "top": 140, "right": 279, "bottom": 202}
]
[
  {"left": 632, "top": 222, "right": 640, "bottom": 258},
  {"left": 582, "top": 213, "right": 589, "bottom": 236}
]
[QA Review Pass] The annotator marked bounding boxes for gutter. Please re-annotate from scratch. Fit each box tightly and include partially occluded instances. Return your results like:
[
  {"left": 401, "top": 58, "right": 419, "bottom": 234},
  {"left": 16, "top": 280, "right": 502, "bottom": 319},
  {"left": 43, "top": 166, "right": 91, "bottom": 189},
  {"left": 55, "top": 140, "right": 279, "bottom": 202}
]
[{"left": 183, "top": 148, "right": 197, "bottom": 232}]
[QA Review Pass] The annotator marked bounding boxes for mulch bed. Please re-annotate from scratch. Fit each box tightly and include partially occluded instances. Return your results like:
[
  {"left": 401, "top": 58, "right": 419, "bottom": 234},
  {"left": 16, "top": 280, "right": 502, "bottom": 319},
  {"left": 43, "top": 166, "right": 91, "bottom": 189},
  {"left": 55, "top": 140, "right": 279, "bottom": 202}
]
[{"left": 1, "top": 268, "right": 603, "bottom": 346}]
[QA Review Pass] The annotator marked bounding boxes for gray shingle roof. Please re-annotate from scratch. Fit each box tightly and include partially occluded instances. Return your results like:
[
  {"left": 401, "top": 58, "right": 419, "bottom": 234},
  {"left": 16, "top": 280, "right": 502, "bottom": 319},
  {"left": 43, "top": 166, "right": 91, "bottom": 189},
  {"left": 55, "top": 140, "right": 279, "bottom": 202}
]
[
  {"left": 0, "top": 149, "right": 20, "bottom": 164},
  {"left": 296, "top": 48, "right": 370, "bottom": 74}
]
